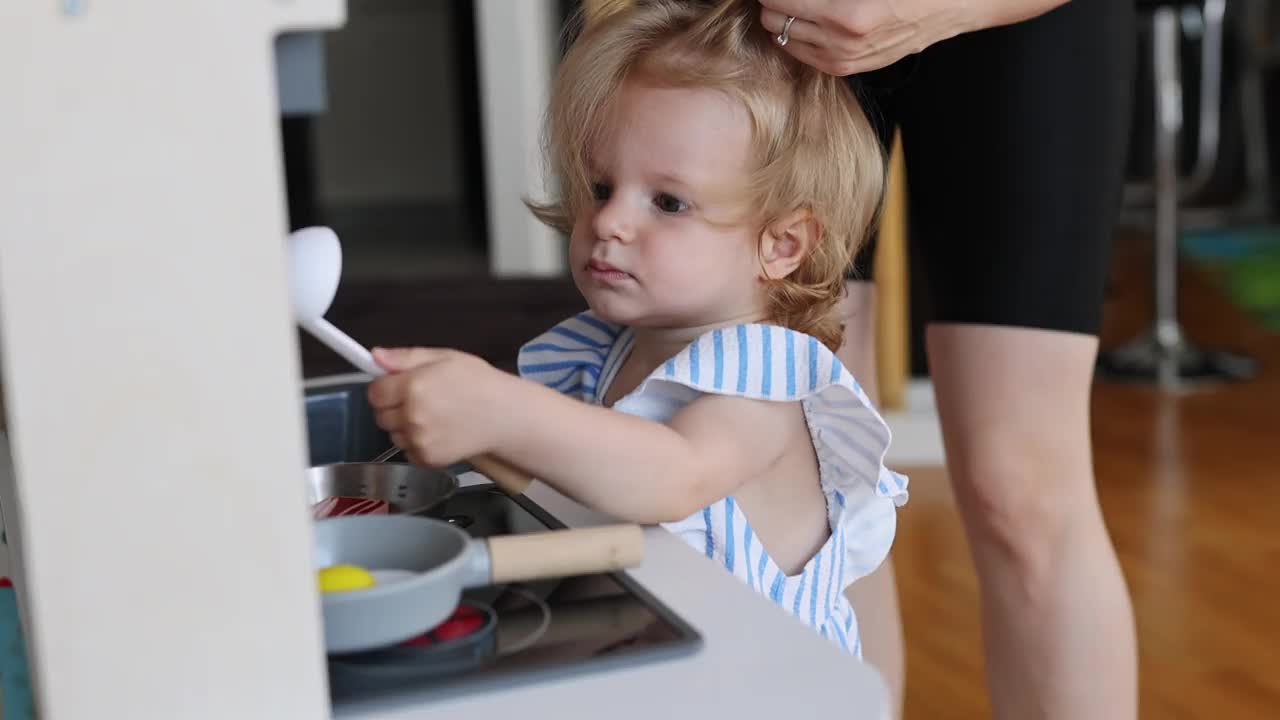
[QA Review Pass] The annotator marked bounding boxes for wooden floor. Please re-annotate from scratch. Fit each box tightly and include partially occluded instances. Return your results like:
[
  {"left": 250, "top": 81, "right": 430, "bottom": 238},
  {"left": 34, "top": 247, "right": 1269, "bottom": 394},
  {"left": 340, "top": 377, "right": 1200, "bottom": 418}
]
[{"left": 894, "top": 236, "right": 1280, "bottom": 719}]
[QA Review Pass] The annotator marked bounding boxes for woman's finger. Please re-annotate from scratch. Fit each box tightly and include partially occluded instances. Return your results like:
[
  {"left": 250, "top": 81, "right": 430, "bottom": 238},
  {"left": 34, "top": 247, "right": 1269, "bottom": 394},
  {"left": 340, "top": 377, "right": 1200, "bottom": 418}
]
[
  {"left": 834, "top": 32, "right": 917, "bottom": 75},
  {"left": 757, "top": 0, "right": 826, "bottom": 22},
  {"left": 777, "top": 38, "right": 844, "bottom": 75},
  {"left": 785, "top": 31, "right": 907, "bottom": 76},
  {"left": 759, "top": 7, "right": 825, "bottom": 47}
]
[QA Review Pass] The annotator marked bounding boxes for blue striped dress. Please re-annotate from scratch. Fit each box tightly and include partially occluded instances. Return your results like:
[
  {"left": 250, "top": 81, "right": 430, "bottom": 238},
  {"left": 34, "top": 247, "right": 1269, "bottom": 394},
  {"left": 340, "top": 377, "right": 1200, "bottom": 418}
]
[{"left": 517, "top": 312, "right": 909, "bottom": 656}]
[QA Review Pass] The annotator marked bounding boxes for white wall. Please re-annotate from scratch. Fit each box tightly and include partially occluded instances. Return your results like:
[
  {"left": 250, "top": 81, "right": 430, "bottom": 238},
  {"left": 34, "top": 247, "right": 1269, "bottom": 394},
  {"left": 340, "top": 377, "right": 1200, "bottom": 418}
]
[{"left": 475, "top": 0, "right": 566, "bottom": 276}]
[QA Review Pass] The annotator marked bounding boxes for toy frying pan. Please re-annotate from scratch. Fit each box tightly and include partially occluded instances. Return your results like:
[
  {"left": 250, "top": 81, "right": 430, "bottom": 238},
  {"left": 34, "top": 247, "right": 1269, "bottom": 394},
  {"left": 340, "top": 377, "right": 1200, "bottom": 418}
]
[{"left": 314, "top": 514, "right": 644, "bottom": 654}]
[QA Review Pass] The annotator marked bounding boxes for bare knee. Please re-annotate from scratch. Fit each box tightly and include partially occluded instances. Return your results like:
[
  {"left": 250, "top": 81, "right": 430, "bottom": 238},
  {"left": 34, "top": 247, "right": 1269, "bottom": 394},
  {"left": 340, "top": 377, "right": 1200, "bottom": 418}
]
[
  {"left": 950, "top": 445, "right": 1097, "bottom": 598},
  {"left": 925, "top": 324, "right": 1108, "bottom": 612}
]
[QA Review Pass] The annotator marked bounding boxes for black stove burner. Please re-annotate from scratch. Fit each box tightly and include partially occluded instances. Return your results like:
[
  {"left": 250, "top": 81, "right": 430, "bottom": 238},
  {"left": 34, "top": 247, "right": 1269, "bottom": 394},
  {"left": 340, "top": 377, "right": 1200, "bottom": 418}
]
[{"left": 326, "top": 486, "right": 700, "bottom": 710}]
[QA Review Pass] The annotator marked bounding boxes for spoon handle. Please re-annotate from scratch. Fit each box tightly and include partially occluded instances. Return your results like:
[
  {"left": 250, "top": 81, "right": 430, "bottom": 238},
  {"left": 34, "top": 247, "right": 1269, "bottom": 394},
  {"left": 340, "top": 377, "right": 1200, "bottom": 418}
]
[
  {"left": 299, "top": 314, "right": 531, "bottom": 493},
  {"left": 370, "top": 445, "right": 401, "bottom": 463},
  {"left": 467, "top": 454, "right": 533, "bottom": 495},
  {"left": 299, "top": 317, "right": 384, "bottom": 377}
]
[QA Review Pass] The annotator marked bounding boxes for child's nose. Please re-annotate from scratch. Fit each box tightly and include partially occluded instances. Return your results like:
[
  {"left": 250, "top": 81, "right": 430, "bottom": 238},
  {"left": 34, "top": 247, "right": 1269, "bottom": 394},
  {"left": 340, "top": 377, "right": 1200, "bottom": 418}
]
[{"left": 591, "top": 197, "right": 635, "bottom": 244}]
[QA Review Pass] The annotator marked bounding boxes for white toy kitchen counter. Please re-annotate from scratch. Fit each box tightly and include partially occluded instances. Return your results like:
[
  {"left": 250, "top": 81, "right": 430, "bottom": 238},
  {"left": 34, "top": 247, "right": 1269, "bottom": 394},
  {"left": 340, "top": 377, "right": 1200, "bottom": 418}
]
[{"left": 335, "top": 472, "right": 891, "bottom": 720}]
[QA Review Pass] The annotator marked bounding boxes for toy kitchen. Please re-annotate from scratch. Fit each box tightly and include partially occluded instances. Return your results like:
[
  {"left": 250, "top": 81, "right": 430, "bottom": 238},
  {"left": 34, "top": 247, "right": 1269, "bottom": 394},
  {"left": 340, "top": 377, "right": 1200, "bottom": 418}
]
[{"left": 0, "top": 2, "right": 889, "bottom": 718}]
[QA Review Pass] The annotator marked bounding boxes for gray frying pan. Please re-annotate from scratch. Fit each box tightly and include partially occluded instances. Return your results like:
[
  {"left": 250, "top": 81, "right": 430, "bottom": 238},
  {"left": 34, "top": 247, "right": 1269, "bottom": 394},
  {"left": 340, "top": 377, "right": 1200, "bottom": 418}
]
[{"left": 314, "top": 514, "right": 645, "bottom": 654}]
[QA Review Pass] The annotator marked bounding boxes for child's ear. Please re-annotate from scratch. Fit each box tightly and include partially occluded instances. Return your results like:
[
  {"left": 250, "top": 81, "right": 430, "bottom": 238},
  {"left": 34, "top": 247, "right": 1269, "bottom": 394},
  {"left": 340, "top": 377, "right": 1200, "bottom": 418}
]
[{"left": 758, "top": 209, "right": 820, "bottom": 281}]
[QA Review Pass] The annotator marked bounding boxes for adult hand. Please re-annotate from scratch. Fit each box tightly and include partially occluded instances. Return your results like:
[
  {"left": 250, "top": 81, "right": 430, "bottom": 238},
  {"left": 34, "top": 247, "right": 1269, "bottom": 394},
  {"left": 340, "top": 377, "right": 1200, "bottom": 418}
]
[{"left": 758, "top": 0, "right": 1069, "bottom": 76}]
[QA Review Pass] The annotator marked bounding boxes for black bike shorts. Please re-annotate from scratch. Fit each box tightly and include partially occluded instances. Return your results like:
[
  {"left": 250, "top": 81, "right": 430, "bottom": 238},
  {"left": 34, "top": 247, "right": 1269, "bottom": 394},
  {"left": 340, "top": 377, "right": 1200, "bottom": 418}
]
[{"left": 847, "top": 0, "right": 1136, "bottom": 336}]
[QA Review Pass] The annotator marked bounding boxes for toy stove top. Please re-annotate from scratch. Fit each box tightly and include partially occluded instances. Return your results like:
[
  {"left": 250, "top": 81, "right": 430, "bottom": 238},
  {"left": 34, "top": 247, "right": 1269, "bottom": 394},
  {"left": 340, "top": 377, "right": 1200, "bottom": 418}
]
[{"left": 326, "top": 485, "right": 700, "bottom": 713}]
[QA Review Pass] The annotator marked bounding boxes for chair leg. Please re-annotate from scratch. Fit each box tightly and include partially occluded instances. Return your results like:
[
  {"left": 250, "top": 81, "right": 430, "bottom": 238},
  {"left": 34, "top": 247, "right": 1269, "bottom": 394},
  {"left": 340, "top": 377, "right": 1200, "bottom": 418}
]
[{"left": 1096, "top": 7, "right": 1258, "bottom": 388}]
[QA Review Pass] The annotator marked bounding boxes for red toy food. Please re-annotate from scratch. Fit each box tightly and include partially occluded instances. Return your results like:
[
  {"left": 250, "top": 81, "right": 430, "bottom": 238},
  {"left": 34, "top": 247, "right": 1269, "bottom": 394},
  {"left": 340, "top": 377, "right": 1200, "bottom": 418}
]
[{"left": 313, "top": 496, "right": 391, "bottom": 519}]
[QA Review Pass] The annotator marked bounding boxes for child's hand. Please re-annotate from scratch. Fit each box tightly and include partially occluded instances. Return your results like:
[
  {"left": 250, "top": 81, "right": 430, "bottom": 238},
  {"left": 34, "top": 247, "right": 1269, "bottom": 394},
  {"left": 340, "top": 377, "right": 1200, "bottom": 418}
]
[{"left": 366, "top": 347, "right": 513, "bottom": 468}]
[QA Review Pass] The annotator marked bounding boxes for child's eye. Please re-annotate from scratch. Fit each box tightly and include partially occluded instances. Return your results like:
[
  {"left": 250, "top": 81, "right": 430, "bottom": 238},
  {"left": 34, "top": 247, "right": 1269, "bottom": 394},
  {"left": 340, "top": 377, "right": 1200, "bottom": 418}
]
[
  {"left": 591, "top": 182, "right": 612, "bottom": 203},
  {"left": 653, "top": 193, "right": 688, "bottom": 214}
]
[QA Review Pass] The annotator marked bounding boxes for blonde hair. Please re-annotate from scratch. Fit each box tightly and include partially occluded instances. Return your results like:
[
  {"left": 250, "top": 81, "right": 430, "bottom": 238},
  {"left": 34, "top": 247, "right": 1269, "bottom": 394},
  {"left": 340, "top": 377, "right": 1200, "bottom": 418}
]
[{"left": 528, "top": 0, "right": 886, "bottom": 350}]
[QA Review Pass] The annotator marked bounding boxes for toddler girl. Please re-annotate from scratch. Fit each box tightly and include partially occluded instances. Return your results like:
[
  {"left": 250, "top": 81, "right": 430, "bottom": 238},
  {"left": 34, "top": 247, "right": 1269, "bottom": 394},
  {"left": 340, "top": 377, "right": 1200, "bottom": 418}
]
[{"left": 368, "top": 0, "right": 908, "bottom": 656}]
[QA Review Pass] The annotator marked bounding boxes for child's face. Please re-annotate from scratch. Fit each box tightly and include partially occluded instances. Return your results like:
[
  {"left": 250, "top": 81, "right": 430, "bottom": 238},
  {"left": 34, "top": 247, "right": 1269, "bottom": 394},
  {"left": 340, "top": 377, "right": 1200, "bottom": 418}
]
[{"left": 569, "top": 82, "right": 765, "bottom": 330}]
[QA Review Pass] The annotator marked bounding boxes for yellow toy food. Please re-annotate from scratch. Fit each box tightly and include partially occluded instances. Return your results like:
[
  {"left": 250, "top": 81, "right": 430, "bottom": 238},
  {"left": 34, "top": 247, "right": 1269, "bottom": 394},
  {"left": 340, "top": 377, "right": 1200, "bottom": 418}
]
[{"left": 318, "top": 564, "right": 377, "bottom": 593}]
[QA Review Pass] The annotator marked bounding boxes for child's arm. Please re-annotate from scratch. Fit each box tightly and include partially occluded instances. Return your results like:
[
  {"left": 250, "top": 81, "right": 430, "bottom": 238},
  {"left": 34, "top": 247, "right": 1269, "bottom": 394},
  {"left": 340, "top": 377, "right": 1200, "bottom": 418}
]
[
  {"left": 367, "top": 347, "right": 796, "bottom": 524},
  {"left": 498, "top": 379, "right": 796, "bottom": 523}
]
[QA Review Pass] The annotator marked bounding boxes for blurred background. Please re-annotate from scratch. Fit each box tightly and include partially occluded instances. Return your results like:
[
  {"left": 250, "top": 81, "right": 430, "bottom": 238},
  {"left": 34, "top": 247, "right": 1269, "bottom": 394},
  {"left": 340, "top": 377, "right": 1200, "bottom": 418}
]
[{"left": 276, "top": 1, "right": 1279, "bottom": 717}]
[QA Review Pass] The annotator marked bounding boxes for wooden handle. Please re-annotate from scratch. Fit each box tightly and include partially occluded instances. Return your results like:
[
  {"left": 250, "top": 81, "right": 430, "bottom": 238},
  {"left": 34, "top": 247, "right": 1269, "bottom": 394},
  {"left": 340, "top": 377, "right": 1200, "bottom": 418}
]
[
  {"left": 486, "top": 524, "right": 644, "bottom": 585},
  {"left": 466, "top": 453, "right": 533, "bottom": 495}
]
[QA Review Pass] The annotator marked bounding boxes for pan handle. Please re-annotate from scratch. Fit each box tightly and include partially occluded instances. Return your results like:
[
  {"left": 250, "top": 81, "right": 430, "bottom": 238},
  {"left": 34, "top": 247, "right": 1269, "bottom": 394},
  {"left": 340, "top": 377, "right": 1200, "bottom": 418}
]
[
  {"left": 486, "top": 524, "right": 644, "bottom": 584},
  {"left": 466, "top": 453, "right": 532, "bottom": 495}
]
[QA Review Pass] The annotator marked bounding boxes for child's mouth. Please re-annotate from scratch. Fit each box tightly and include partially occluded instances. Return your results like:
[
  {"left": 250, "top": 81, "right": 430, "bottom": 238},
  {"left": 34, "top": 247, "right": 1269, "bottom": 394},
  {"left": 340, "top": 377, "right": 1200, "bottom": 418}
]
[{"left": 587, "top": 260, "right": 633, "bottom": 283}]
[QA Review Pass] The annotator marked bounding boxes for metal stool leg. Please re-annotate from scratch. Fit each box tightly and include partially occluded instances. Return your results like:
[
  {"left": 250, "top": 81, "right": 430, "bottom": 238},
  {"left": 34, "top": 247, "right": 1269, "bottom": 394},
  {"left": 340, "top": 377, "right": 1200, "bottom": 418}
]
[
  {"left": 1097, "top": 7, "right": 1258, "bottom": 388},
  {"left": 1124, "top": 0, "right": 1274, "bottom": 231},
  {"left": 1123, "top": 0, "right": 1226, "bottom": 208}
]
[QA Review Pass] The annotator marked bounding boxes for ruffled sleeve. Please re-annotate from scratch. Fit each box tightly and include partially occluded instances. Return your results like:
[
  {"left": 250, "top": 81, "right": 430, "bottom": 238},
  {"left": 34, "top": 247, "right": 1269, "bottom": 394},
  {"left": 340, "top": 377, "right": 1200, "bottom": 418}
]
[
  {"left": 516, "top": 311, "right": 622, "bottom": 403},
  {"left": 622, "top": 323, "right": 909, "bottom": 580}
]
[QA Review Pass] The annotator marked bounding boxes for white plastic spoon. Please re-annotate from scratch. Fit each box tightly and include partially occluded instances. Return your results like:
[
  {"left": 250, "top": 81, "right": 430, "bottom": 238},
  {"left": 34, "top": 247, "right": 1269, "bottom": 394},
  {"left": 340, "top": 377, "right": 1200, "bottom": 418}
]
[
  {"left": 286, "top": 226, "right": 532, "bottom": 495},
  {"left": 287, "top": 226, "right": 383, "bottom": 376}
]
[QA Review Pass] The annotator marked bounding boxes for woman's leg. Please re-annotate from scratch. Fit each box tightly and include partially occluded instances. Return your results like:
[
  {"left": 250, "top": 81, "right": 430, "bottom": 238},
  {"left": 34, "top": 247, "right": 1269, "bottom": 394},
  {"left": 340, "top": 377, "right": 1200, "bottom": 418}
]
[
  {"left": 926, "top": 325, "right": 1135, "bottom": 718},
  {"left": 834, "top": 281, "right": 905, "bottom": 719},
  {"left": 891, "top": 0, "right": 1138, "bottom": 715}
]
